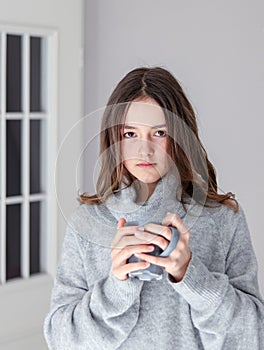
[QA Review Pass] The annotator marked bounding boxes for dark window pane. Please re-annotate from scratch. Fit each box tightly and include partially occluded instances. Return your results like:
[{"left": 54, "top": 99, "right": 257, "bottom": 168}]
[
  {"left": 30, "top": 120, "right": 41, "bottom": 194},
  {"left": 6, "top": 120, "right": 21, "bottom": 196},
  {"left": 30, "top": 37, "right": 42, "bottom": 112},
  {"left": 6, "top": 35, "right": 22, "bottom": 112},
  {"left": 6, "top": 204, "right": 21, "bottom": 280},
  {"left": 30, "top": 201, "right": 40, "bottom": 275}
]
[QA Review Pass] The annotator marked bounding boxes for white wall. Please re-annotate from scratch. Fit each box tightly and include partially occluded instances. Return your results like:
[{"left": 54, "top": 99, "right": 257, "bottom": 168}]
[
  {"left": 84, "top": 0, "right": 264, "bottom": 294},
  {"left": 0, "top": 0, "right": 84, "bottom": 348}
]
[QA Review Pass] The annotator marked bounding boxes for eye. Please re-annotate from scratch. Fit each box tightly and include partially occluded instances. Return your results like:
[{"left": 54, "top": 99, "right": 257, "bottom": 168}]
[
  {"left": 154, "top": 130, "right": 167, "bottom": 137},
  {"left": 123, "top": 131, "right": 136, "bottom": 138}
]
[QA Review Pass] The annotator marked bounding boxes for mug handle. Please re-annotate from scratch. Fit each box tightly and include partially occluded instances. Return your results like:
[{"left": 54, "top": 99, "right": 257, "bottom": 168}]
[{"left": 159, "top": 226, "right": 179, "bottom": 257}]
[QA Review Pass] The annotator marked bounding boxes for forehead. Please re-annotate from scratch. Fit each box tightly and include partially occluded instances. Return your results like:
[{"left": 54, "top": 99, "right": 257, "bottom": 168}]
[{"left": 125, "top": 99, "right": 165, "bottom": 127}]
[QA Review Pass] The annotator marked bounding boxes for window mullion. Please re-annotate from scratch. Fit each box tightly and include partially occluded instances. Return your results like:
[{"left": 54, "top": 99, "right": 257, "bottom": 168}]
[
  {"left": 0, "top": 32, "right": 7, "bottom": 284},
  {"left": 0, "top": 25, "right": 58, "bottom": 285},
  {"left": 21, "top": 34, "right": 30, "bottom": 279}
]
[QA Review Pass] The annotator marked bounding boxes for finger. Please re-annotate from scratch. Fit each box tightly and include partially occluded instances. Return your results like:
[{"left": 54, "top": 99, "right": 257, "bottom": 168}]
[
  {"left": 117, "top": 218, "right": 126, "bottom": 229},
  {"left": 142, "top": 223, "right": 172, "bottom": 241},
  {"left": 111, "top": 225, "right": 138, "bottom": 247},
  {"left": 162, "top": 212, "right": 189, "bottom": 235},
  {"left": 126, "top": 261, "right": 151, "bottom": 272},
  {"left": 116, "top": 261, "right": 151, "bottom": 279},
  {"left": 134, "top": 252, "right": 167, "bottom": 268},
  {"left": 112, "top": 244, "right": 155, "bottom": 265},
  {"left": 134, "top": 230, "right": 169, "bottom": 250},
  {"left": 113, "top": 234, "right": 156, "bottom": 250}
]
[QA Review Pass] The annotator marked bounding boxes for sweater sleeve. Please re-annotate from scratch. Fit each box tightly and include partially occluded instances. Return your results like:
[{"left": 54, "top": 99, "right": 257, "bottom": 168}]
[
  {"left": 44, "top": 224, "right": 144, "bottom": 350},
  {"left": 169, "top": 205, "right": 264, "bottom": 349}
]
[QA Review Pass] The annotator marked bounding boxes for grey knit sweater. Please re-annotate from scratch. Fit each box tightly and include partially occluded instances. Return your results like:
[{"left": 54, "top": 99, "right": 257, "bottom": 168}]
[{"left": 44, "top": 174, "right": 264, "bottom": 349}]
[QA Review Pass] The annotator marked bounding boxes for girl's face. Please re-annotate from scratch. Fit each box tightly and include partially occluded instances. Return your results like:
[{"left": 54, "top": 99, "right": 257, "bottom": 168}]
[{"left": 121, "top": 98, "right": 170, "bottom": 187}]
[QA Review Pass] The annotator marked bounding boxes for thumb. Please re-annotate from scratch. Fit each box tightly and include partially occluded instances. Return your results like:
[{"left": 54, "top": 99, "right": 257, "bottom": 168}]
[
  {"left": 117, "top": 218, "right": 126, "bottom": 229},
  {"left": 162, "top": 212, "right": 189, "bottom": 235}
]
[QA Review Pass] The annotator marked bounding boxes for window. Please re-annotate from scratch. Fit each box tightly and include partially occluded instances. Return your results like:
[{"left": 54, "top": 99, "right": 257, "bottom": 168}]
[{"left": 0, "top": 26, "right": 57, "bottom": 285}]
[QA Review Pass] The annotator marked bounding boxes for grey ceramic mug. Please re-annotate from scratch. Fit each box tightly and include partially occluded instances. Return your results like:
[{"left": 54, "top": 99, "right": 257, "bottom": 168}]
[{"left": 125, "top": 222, "right": 179, "bottom": 281}]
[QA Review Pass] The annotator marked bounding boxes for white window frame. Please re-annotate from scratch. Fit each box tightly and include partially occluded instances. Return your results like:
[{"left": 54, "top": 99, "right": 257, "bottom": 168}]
[{"left": 0, "top": 23, "right": 58, "bottom": 344}]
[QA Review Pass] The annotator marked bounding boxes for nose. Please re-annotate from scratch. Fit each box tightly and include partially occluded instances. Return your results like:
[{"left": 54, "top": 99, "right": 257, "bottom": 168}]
[{"left": 137, "top": 139, "right": 154, "bottom": 158}]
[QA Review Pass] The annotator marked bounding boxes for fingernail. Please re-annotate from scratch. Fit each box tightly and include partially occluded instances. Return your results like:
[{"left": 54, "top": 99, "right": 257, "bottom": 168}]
[
  {"left": 147, "top": 245, "right": 154, "bottom": 250},
  {"left": 137, "top": 226, "right": 145, "bottom": 231}
]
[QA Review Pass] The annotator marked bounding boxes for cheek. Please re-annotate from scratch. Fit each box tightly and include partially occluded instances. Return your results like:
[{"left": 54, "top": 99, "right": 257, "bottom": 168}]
[
  {"left": 156, "top": 139, "right": 168, "bottom": 157},
  {"left": 162, "top": 137, "right": 169, "bottom": 151},
  {"left": 121, "top": 141, "right": 136, "bottom": 160},
  {"left": 121, "top": 143, "right": 128, "bottom": 161}
]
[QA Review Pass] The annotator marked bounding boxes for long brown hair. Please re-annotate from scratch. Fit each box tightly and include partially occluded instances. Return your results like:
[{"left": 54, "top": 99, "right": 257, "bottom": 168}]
[{"left": 79, "top": 67, "right": 238, "bottom": 212}]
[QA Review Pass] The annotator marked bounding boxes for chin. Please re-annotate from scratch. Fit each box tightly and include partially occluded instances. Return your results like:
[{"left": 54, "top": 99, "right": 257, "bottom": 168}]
[
  {"left": 135, "top": 173, "right": 162, "bottom": 184},
  {"left": 124, "top": 164, "right": 168, "bottom": 184}
]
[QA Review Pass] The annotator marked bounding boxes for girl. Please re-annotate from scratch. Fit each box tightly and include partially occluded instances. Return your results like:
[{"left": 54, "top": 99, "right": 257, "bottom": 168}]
[{"left": 44, "top": 67, "right": 264, "bottom": 349}]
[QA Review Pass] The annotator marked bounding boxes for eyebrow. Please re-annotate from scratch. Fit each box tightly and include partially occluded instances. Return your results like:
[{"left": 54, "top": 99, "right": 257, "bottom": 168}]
[{"left": 124, "top": 124, "right": 167, "bottom": 129}]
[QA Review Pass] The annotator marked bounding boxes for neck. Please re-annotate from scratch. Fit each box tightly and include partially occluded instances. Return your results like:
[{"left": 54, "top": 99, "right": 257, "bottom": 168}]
[{"left": 134, "top": 180, "right": 158, "bottom": 203}]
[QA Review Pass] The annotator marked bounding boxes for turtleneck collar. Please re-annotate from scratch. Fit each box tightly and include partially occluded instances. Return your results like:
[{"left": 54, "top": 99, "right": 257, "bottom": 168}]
[{"left": 104, "top": 171, "right": 186, "bottom": 225}]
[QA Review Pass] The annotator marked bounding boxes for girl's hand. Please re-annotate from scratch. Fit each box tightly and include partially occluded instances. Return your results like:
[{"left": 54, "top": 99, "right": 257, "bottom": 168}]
[
  {"left": 133, "top": 212, "right": 192, "bottom": 282},
  {"left": 111, "top": 218, "right": 155, "bottom": 281}
]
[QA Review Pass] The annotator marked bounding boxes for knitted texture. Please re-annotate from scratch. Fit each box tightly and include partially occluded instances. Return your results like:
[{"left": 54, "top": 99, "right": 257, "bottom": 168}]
[{"left": 44, "top": 174, "right": 264, "bottom": 349}]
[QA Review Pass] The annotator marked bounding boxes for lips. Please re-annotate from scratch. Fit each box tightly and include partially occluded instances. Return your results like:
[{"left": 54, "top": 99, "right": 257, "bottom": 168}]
[{"left": 136, "top": 162, "right": 156, "bottom": 168}]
